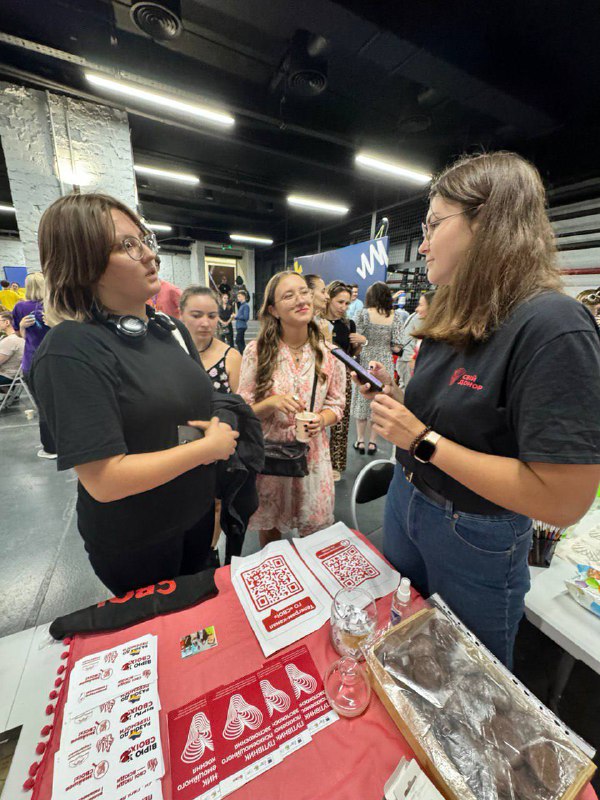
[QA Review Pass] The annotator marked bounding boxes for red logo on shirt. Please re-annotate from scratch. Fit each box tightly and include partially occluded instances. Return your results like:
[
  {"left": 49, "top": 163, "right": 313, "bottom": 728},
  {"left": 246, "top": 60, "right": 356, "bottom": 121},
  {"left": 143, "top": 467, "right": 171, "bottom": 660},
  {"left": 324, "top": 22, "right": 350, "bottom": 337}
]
[
  {"left": 450, "top": 368, "right": 483, "bottom": 391},
  {"left": 449, "top": 367, "right": 466, "bottom": 385}
]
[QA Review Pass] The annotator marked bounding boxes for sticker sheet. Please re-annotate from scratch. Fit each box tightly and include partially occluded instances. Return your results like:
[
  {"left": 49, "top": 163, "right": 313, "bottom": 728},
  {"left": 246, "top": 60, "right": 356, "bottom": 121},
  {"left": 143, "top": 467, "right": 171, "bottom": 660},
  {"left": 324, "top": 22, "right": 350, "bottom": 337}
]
[
  {"left": 279, "top": 646, "right": 338, "bottom": 735},
  {"left": 66, "top": 634, "right": 158, "bottom": 716},
  {"left": 231, "top": 541, "right": 331, "bottom": 657},
  {"left": 293, "top": 522, "right": 399, "bottom": 599},
  {"left": 167, "top": 695, "right": 221, "bottom": 800}
]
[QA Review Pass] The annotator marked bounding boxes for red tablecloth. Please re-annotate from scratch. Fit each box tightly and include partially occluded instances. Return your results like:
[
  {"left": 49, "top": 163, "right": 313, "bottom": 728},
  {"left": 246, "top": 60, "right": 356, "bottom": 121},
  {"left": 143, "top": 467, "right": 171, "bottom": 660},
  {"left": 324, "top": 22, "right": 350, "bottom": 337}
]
[{"left": 30, "top": 535, "right": 597, "bottom": 800}]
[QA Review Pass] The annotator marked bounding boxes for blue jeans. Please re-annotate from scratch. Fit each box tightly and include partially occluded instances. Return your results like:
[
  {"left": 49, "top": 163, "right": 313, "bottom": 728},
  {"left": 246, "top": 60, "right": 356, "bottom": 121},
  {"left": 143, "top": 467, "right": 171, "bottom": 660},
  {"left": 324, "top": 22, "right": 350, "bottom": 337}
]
[{"left": 383, "top": 464, "right": 532, "bottom": 669}]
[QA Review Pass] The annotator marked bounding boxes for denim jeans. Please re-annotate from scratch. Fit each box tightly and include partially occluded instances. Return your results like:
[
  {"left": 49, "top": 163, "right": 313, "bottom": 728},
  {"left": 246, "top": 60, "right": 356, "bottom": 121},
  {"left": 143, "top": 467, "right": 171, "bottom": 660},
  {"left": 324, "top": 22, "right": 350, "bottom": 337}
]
[{"left": 383, "top": 463, "right": 532, "bottom": 669}]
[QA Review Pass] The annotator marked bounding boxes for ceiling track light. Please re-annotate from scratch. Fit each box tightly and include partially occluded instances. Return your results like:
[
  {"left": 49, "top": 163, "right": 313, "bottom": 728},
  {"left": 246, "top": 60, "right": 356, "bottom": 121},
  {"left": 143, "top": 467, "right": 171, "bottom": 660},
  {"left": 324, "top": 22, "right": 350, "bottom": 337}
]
[
  {"left": 355, "top": 153, "right": 431, "bottom": 184},
  {"left": 134, "top": 164, "right": 200, "bottom": 184},
  {"left": 146, "top": 223, "right": 173, "bottom": 232},
  {"left": 230, "top": 234, "right": 273, "bottom": 245},
  {"left": 0, "top": 204, "right": 16, "bottom": 213},
  {"left": 85, "top": 73, "right": 235, "bottom": 127},
  {"left": 287, "top": 195, "right": 349, "bottom": 215}
]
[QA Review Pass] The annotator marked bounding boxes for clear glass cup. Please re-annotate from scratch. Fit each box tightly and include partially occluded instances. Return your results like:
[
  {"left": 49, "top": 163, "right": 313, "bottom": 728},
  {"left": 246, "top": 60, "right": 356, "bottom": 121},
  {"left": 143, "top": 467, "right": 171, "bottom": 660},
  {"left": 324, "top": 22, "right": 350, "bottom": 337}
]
[
  {"left": 324, "top": 656, "right": 371, "bottom": 717},
  {"left": 330, "top": 586, "right": 377, "bottom": 659}
]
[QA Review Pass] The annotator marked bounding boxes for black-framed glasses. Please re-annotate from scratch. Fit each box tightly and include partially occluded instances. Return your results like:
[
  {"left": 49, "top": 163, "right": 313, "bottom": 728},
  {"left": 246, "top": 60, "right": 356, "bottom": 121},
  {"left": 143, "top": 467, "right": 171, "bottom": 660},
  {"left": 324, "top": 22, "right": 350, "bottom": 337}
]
[
  {"left": 115, "top": 232, "right": 159, "bottom": 261},
  {"left": 421, "top": 206, "right": 482, "bottom": 243}
]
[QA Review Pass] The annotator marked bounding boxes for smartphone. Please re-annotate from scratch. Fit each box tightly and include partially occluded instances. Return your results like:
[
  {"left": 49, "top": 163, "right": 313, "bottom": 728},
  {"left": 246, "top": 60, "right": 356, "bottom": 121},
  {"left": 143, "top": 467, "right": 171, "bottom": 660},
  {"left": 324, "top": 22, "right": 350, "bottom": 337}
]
[
  {"left": 177, "top": 425, "right": 204, "bottom": 445},
  {"left": 330, "top": 348, "right": 385, "bottom": 392}
]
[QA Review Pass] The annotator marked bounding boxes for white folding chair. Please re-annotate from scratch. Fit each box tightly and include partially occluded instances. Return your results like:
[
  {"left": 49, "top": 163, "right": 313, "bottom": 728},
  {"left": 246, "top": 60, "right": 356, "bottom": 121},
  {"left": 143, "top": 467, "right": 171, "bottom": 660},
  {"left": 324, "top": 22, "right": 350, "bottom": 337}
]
[{"left": 0, "top": 365, "right": 36, "bottom": 414}]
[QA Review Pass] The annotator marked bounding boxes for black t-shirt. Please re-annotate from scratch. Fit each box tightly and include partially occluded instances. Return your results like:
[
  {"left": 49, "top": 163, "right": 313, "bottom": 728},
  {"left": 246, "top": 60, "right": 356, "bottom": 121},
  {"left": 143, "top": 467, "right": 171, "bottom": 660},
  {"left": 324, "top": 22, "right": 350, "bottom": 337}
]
[
  {"left": 30, "top": 317, "right": 216, "bottom": 554},
  {"left": 330, "top": 318, "right": 356, "bottom": 353},
  {"left": 398, "top": 292, "right": 600, "bottom": 513}
]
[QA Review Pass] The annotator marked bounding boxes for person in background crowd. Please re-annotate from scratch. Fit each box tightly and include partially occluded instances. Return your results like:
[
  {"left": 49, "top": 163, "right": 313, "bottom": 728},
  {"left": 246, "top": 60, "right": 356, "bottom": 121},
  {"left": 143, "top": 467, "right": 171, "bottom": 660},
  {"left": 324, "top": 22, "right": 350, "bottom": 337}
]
[
  {"left": 0, "top": 310, "right": 25, "bottom": 386},
  {"left": 180, "top": 285, "right": 242, "bottom": 567},
  {"left": 10, "top": 281, "right": 25, "bottom": 299},
  {"left": 576, "top": 289, "right": 600, "bottom": 327},
  {"left": 0, "top": 279, "right": 21, "bottom": 311},
  {"left": 29, "top": 193, "right": 238, "bottom": 594},
  {"left": 12, "top": 272, "right": 55, "bottom": 458},
  {"left": 218, "top": 272, "right": 231, "bottom": 296},
  {"left": 234, "top": 289, "right": 250, "bottom": 353},
  {"left": 217, "top": 291, "right": 235, "bottom": 346},
  {"left": 325, "top": 280, "right": 366, "bottom": 480},
  {"left": 234, "top": 275, "right": 248, "bottom": 296},
  {"left": 409, "top": 290, "right": 436, "bottom": 375},
  {"left": 351, "top": 281, "right": 403, "bottom": 454},
  {"left": 238, "top": 271, "right": 345, "bottom": 546},
  {"left": 356, "top": 151, "right": 600, "bottom": 668},
  {"left": 347, "top": 284, "right": 364, "bottom": 320},
  {"left": 151, "top": 255, "right": 182, "bottom": 318},
  {"left": 305, "top": 273, "right": 331, "bottom": 342}
]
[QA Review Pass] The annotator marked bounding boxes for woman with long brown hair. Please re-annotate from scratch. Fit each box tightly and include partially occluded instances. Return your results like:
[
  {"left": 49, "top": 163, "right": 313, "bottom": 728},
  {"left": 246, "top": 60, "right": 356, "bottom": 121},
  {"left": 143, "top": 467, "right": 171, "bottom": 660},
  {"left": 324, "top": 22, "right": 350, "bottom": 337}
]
[
  {"left": 355, "top": 152, "right": 600, "bottom": 667},
  {"left": 238, "top": 271, "right": 345, "bottom": 546},
  {"left": 325, "top": 280, "right": 365, "bottom": 479},
  {"left": 29, "top": 193, "right": 239, "bottom": 594}
]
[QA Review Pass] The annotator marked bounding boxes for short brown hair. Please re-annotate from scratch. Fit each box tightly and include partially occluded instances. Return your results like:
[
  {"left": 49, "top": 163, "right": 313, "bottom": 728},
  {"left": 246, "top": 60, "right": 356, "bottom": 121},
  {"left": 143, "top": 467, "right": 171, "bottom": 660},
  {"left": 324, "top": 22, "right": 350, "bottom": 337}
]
[
  {"left": 0, "top": 310, "right": 13, "bottom": 325},
  {"left": 365, "top": 281, "right": 393, "bottom": 315},
  {"left": 38, "top": 193, "right": 142, "bottom": 322},
  {"left": 418, "top": 152, "right": 562, "bottom": 348}
]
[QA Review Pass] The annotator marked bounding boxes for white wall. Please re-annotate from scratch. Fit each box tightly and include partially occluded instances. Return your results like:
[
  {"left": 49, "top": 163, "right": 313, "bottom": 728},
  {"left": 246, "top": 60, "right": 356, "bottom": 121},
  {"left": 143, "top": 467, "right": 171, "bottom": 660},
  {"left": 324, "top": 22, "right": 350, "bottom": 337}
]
[
  {"left": 0, "top": 237, "right": 25, "bottom": 268},
  {"left": 158, "top": 252, "right": 192, "bottom": 289}
]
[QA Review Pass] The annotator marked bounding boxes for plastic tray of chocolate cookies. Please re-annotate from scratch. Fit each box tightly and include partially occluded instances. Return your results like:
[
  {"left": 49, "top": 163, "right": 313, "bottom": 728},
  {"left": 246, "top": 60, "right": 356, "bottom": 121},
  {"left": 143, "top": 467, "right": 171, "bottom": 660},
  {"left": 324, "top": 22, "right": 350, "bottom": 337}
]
[{"left": 365, "top": 604, "right": 596, "bottom": 800}]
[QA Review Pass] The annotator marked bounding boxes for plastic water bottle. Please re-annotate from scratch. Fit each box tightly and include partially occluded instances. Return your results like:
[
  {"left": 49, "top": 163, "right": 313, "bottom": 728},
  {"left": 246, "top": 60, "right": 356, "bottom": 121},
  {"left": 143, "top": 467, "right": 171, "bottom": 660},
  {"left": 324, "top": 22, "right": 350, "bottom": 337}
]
[{"left": 390, "top": 577, "right": 411, "bottom": 626}]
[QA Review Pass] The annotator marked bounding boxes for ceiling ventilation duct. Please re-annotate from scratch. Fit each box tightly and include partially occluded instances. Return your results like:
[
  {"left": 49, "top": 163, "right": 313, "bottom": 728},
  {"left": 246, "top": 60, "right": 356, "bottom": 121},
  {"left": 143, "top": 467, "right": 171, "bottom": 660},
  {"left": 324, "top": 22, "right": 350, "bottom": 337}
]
[
  {"left": 271, "top": 30, "right": 329, "bottom": 98},
  {"left": 130, "top": 0, "right": 183, "bottom": 42}
]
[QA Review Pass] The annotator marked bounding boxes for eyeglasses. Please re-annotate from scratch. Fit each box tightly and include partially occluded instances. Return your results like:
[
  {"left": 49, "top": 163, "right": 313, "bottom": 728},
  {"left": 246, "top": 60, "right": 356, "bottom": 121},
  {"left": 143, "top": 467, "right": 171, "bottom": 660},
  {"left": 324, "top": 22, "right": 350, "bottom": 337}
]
[
  {"left": 274, "top": 287, "right": 312, "bottom": 305},
  {"left": 421, "top": 206, "right": 481, "bottom": 243},
  {"left": 114, "top": 232, "right": 159, "bottom": 261}
]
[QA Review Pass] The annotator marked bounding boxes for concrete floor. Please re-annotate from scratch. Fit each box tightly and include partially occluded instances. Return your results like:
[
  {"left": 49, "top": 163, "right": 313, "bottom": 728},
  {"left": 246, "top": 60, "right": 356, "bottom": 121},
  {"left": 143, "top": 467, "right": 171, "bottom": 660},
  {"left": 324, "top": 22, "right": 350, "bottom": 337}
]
[{"left": 1, "top": 398, "right": 598, "bottom": 790}]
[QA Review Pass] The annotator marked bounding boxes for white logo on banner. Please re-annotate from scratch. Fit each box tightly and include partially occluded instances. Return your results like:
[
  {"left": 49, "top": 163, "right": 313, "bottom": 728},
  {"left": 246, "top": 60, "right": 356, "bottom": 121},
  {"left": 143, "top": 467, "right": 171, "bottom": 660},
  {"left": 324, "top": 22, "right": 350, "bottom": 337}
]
[
  {"left": 222, "top": 694, "right": 263, "bottom": 740},
  {"left": 356, "top": 239, "right": 389, "bottom": 280},
  {"left": 181, "top": 712, "right": 214, "bottom": 763},
  {"left": 259, "top": 679, "right": 291, "bottom": 717}
]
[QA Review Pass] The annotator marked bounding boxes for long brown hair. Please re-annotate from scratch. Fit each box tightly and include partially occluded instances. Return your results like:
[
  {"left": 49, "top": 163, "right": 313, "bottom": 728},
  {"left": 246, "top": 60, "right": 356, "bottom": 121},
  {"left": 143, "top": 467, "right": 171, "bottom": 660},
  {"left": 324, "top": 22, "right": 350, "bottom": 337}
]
[
  {"left": 254, "top": 271, "right": 324, "bottom": 401},
  {"left": 418, "top": 152, "right": 562, "bottom": 348},
  {"left": 38, "top": 193, "right": 143, "bottom": 324}
]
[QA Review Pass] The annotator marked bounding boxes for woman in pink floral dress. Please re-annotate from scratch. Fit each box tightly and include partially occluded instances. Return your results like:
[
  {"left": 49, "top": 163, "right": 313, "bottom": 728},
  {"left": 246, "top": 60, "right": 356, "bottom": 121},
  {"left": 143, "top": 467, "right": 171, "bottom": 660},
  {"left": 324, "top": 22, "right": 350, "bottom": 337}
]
[{"left": 238, "top": 271, "right": 346, "bottom": 546}]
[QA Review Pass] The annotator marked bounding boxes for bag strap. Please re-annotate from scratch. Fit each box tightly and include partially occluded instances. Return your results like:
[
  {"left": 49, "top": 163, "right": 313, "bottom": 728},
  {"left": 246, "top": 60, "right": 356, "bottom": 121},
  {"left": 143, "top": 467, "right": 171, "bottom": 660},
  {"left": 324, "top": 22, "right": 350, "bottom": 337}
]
[{"left": 309, "top": 367, "right": 318, "bottom": 412}]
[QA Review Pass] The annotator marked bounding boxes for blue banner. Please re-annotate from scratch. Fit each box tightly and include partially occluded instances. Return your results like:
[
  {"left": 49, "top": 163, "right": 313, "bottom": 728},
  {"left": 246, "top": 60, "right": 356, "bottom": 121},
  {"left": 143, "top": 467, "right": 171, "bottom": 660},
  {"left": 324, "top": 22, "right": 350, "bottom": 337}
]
[{"left": 293, "top": 237, "right": 389, "bottom": 301}]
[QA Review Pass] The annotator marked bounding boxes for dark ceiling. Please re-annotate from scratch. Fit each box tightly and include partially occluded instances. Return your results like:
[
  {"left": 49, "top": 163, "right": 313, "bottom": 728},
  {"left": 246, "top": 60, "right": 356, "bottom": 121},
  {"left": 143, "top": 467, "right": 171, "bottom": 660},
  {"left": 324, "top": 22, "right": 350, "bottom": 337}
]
[{"left": 0, "top": 0, "right": 598, "bottom": 247}]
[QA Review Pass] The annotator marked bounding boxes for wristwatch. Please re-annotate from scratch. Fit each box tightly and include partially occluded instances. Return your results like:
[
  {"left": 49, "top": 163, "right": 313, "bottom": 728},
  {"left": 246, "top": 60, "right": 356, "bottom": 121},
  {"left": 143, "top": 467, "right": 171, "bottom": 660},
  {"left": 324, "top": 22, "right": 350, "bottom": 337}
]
[{"left": 413, "top": 431, "right": 441, "bottom": 464}]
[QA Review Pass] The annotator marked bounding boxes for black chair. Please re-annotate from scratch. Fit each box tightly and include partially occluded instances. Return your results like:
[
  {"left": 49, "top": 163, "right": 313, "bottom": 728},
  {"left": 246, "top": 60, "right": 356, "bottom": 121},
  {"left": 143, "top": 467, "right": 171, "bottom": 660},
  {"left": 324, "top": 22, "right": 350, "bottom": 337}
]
[{"left": 350, "top": 457, "right": 395, "bottom": 532}]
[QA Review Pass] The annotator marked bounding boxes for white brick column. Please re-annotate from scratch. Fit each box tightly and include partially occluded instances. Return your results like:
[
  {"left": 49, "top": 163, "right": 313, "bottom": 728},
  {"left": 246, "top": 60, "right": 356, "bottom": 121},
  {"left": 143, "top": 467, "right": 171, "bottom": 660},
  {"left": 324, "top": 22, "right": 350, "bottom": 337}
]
[{"left": 0, "top": 83, "right": 136, "bottom": 270}]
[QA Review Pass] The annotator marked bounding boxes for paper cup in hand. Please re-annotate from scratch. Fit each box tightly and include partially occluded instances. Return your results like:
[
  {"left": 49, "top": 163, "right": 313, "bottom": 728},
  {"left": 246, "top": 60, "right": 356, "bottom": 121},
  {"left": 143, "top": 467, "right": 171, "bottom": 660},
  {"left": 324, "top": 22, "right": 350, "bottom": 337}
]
[{"left": 295, "top": 411, "right": 320, "bottom": 442}]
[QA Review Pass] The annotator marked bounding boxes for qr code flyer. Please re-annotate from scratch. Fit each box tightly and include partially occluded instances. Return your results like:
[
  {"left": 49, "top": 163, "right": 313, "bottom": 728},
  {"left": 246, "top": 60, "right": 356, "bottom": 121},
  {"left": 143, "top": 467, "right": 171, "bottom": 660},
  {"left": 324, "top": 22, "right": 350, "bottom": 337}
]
[
  {"left": 231, "top": 540, "right": 331, "bottom": 657},
  {"left": 293, "top": 522, "right": 400, "bottom": 600}
]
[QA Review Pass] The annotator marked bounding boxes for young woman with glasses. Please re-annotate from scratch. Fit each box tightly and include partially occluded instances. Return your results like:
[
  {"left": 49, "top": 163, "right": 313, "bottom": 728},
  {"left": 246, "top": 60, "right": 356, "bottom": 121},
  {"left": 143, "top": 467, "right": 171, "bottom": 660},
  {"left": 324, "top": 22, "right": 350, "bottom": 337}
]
[
  {"left": 238, "top": 271, "right": 345, "bottom": 547},
  {"left": 354, "top": 152, "right": 600, "bottom": 668},
  {"left": 29, "top": 193, "right": 239, "bottom": 594}
]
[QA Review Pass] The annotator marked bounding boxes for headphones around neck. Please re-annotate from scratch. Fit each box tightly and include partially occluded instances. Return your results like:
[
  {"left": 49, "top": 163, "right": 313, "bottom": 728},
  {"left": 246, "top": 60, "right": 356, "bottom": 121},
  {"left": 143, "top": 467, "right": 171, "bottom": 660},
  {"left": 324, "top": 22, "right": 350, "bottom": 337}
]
[{"left": 91, "top": 303, "right": 177, "bottom": 340}]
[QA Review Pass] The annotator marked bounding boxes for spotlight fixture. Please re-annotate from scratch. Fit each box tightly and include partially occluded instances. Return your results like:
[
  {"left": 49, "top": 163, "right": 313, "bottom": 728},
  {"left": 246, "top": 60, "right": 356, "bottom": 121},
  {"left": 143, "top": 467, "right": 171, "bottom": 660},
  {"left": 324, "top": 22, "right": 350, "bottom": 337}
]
[
  {"left": 287, "top": 195, "right": 348, "bottom": 215},
  {"left": 85, "top": 73, "right": 235, "bottom": 127},
  {"left": 147, "top": 223, "right": 173, "bottom": 232},
  {"left": 230, "top": 234, "right": 273, "bottom": 245},
  {"left": 0, "top": 205, "right": 16, "bottom": 213},
  {"left": 355, "top": 153, "right": 431, "bottom": 184},
  {"left": 134, "top": 165, "right": 200, "bottom": 184}
]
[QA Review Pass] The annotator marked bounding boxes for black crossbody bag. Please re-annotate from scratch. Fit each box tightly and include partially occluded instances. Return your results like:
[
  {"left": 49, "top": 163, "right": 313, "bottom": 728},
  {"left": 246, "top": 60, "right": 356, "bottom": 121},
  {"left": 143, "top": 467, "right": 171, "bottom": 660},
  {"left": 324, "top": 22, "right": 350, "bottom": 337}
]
[{"left": 261, "top": 371, "right": 318, "bottom": 478}]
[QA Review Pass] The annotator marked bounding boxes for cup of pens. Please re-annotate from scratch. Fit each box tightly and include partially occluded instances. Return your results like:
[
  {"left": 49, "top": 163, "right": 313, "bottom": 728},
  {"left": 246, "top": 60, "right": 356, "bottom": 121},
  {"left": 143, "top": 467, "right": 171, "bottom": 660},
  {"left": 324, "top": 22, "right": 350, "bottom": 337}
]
[{"left": 528, "top": 521, "right": 562, "bottom": 568}]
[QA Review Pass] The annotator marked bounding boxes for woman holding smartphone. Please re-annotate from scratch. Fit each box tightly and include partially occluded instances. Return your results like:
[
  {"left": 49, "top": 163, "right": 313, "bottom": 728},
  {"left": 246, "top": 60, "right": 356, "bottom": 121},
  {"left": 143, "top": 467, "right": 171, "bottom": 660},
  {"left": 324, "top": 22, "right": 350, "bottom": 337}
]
[
  {"left": 30, "top": 193, "right": 239, "bottom": 594},
  {"left": 354, "top": 152, "right": 600, "bottom": 667},
  {"left": 238, "top": 271, "right": 345, "bottom": 546}
]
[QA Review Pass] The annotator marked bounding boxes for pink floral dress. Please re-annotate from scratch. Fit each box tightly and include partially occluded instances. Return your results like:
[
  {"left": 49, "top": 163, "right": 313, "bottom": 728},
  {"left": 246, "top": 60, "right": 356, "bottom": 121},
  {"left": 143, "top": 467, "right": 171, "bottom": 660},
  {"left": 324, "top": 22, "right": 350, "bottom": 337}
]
[{"left": 239, "top": 340, "right": 346, "bottom": 536}]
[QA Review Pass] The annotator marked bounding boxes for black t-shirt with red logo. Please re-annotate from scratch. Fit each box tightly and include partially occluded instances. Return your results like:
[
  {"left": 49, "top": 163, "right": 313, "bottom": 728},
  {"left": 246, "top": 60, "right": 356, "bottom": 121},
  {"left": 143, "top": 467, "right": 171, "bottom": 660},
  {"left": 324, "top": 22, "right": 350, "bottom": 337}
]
[{"left": 397, "top": 291, "right": 600, "bottom": 513}]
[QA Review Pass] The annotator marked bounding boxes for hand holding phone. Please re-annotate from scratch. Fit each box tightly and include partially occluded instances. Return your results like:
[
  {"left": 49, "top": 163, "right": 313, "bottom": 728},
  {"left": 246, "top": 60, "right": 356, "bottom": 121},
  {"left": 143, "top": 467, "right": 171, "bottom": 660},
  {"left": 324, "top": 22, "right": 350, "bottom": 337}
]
[{"left": 330, "top": 348, "right": 385, "bottom": 392}]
